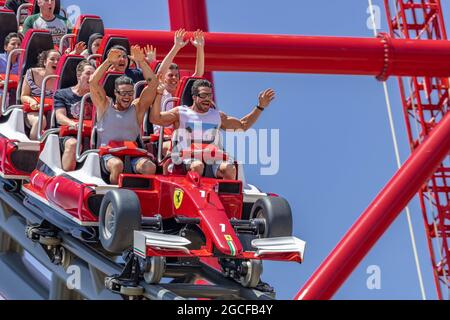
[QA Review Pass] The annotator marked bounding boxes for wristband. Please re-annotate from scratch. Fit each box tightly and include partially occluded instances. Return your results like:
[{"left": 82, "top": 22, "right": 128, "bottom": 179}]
[{"left": 256, "top": 105, "right": 264, "bottom": 111}]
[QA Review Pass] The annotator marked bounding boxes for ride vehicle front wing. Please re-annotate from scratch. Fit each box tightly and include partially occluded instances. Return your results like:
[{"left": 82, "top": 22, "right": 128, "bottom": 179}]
[{"left": 133, "top": 231, "right": 306, "bottom": 263}]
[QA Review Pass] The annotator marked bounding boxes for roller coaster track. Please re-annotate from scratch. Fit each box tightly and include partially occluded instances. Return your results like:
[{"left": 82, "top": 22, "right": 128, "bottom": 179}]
[{"left": 0, "top": 181, "right": 274, "bottom": 300}]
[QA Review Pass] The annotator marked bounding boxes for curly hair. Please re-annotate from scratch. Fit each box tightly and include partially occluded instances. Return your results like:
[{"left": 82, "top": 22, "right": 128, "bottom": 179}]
[{"left": 36, "top": 49, "right": 60, "bottom": 68}]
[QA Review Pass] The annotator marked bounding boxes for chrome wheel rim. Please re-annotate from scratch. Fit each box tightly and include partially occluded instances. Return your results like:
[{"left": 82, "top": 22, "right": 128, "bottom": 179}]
[{"left": 103, "top": 203, "right": 115, "bottom": 240}]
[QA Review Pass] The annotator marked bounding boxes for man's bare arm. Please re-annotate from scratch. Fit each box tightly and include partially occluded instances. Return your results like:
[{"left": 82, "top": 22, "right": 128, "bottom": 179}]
[
  {"left": 89, "top": 51, "right": 119, "bottom": 117},
  {"left": 135, "top": 80, "right": 157, "bottom": 123},
  {"left": 129, "top": 45, "right": 157, "bottom": 85},
  {"left": 220, "top": 89, "right": 275, "bottom": 131},
  {"left": 191, "top": 30, "right": 205, "bottom": 77},
  {"left": 128, "top": 45, "right": 158, "bottom": 117},
  {"left": 157, "top": 29, "right": 188, "bottom": 78},
  {"left": 55, "top": 108, "right": 77, "bottom": 127},
  {"left": 150, "top": 83, "right": 179, "bottom": 126}
]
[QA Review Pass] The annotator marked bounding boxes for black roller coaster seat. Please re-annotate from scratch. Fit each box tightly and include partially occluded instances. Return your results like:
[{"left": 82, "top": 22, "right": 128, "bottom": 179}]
[
  {"left": 73, "top": 14, "right": 104, "bottom": 44},
  {"left": 16, "top": 29, "right": 53, "bottom": 104},
  {"left": 175, "top": 76, "right": 207, "bottom": 107},
  {"left": 56, "top": 54, "right": 85, "bottom": 90},
  {"left": 0, "top": 9, "right": 19, "bottom": 53},
  {"left": 98, "top": 35, "right": 130, "bottom": 65}
]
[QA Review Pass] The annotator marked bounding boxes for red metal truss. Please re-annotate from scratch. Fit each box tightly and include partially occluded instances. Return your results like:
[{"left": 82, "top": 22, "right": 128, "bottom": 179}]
[
  {"left": 295, "top": 111, "right": 450, "bottom": 300},
  {"left": 384, "top": 0, "right": 449, "bottom": 300},
  {"left": 104, "top": 0, "right": 450, "bottom": 299},
  {"left": 105, "top": 28, "right": 450, "bottom": 77},
  {"left": 161, "top": 0, "right": 449, "bottom": 299},
  {"left": 167, "top": 0, "right": 213, "bottom": 81},
  {"left": 168, "top": 0, "right": 209, "bottom": 31}
]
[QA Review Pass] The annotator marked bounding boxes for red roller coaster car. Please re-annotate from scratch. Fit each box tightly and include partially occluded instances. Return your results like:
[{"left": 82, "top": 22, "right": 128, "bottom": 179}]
[{"left": 21, "top": 76, "right": 306, "bottom": 289}]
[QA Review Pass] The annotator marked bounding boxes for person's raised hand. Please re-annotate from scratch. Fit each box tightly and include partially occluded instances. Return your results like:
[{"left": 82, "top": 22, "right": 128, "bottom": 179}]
[
  {"left": 144, "top": 44, "right": 157, "bottom": 63},
  {"left": 107, "top": 48, "right": 123, "bottom": 65},
  {"left": 74, "top": 41, "right": 87, "bottom": 55},
  {"left": 174, "top": 28, "right": 188, "bottom": 49},
  {"left": 129, "top": 45, "right": 146, "bottom": 63},
  {"left": 258, "top": 89, "right": 276, "bottom": 109},
  {"left": 190, "top": 29, "right": 205, "bottom": 48}
]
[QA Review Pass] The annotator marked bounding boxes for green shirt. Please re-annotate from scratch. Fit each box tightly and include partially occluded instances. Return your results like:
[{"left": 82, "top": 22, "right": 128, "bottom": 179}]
[{"left": 23, "top": 13, "right": 72, "bottom": 46}]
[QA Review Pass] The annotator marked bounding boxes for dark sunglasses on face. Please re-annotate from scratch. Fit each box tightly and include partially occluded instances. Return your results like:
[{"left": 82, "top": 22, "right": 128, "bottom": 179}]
[
  {"left": 196, "top": 93, "right": 213, "bottom": 99},
  {"left": 115, "top": 90, "right": 134, "bottom": 97}
]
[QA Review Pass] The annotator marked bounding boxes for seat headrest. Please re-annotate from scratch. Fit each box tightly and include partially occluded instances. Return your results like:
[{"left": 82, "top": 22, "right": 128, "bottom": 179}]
[
  {"left": 0, "top": 10, "right": 19, "bottom": 53},
  {"left": 98, "top": 35, "right": 130, "bottom": 63},
  {"left": 15, "top": 30, "right": 54, "bottom": 104},
  {"left": 56, "top": 54, "right": 85, "bottom": 89},
  {"left": 101, "top": 72, "right": 123, "bottom": 99},
  {"left": 73, "top": 15, "right": 105, "bottom": 44},
  {"left": 176, "top": 77, "right": 207, "bottom": 107},
  {"left": 19, "top": 30, "right": 54, "bottom": 75}
]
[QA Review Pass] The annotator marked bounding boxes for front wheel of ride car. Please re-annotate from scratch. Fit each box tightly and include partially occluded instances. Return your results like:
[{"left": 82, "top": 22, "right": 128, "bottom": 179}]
[{"left": 99, "top": 189, "right": 142, "bottom": 254}]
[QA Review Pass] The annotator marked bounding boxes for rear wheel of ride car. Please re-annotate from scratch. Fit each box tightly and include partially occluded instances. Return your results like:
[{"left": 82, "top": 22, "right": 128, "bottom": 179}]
[
  {"left": 251, "top": 196, "right": 293, "bottom": 238},
  {"left": 99, "top": 189, "right": 142, "bottom": 254},
  {"left": 143, "top": 256, "right": 166, "bottom": 284},
  {"left": 3, "top": 179, "right": 21, "bottom": 193},
  {"left": 240, "top": 259, "right": 263, "bottom": 288}
]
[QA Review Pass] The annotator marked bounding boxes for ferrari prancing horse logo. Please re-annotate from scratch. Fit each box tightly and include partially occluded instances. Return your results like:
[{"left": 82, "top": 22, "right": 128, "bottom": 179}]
[{"left": 174, "top": 188, "right": 184, "bottom": 209}]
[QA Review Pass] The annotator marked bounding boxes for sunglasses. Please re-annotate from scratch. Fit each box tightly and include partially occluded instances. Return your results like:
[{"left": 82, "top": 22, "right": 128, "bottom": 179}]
[
  {"left": 115, "top": 90, "right": 134, "bottom": 97},
  {"left": 196, "top": 93, "right": 213, "bottom": 99}
]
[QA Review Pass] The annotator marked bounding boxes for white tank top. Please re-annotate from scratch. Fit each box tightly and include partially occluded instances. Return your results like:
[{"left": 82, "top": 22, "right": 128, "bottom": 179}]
[{"left": 174, "top": 105, "right": 221, "bottom": 150}]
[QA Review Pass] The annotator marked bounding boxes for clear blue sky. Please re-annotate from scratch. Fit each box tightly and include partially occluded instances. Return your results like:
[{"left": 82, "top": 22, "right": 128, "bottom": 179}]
[{"left": 61, "top": 0, "right": 450, "bottom": 300}]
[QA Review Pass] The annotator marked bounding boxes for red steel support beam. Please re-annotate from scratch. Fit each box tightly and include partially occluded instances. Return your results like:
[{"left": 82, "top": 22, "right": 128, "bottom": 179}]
[
  {"left": 168, "top": 0, "right": 209, "bottom": 31},
  {"left": 105, "top": 29, "right": 450, "bottom": 78},
  {"left": 167, "top": 0, "right": 212, "bottom": 81},
  {"left": 295, "top": 111, "right": 450, "bottom": 300}
]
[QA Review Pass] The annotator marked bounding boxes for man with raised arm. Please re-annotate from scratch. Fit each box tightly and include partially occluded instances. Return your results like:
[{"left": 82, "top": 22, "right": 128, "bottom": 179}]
[
  {"left": 153, "top": 29, "right": 205, "bottom": 155},
  {"left": 151, "top": 79, "right": 275, "bottom": 180},
  {"left": 90, "top": 45, "right": 157, "bottom": 185},
  {"left": 156, "top": 28, "right": 205, "bottom": 114}
]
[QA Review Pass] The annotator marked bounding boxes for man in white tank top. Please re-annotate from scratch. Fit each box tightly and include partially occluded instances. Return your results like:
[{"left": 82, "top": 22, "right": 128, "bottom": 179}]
[
  {"left": 151, "top": 79, "right": 275, "bottom": 180},
  {"left": 90, "top": 47, "right": 158, "bottom": 184}
]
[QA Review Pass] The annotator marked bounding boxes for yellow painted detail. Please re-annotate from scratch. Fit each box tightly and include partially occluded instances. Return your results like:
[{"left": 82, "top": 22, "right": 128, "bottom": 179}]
[{"left": 173, "top": 188, "right": 184, "bottom": 209}]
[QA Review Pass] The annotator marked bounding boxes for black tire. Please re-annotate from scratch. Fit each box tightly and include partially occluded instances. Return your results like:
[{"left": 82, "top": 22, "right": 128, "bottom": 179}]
[
  {"left": 250, "top": 196, "right": 293, "bottom": 238},
  {"left": 99, "top": 189, "right": 142, "bottom": 254}
]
